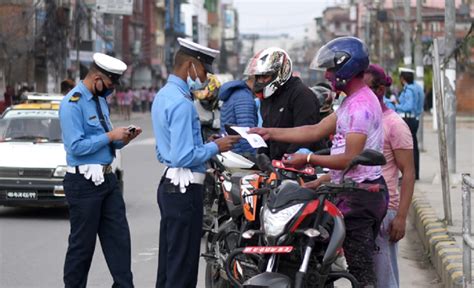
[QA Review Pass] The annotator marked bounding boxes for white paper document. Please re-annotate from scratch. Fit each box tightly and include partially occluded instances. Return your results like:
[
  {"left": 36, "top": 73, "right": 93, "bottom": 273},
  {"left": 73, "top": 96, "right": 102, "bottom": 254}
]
[{"left": 231, "top": 126, "right": 268, "bottom": 148}]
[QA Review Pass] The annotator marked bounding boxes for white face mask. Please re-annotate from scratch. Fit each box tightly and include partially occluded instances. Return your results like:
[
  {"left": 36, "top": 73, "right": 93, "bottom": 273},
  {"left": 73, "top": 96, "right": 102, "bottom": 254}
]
[{"left": 187, "top": 63, "right": 205, "bottom": 91}]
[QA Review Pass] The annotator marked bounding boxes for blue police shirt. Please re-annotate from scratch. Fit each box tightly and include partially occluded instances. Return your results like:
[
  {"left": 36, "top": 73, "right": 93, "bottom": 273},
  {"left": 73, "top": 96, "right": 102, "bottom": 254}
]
[
  {"left": 383, "top": 97, "right": 396, "bottom": 111},
  {"left": 59, "top": 81, "right": 124, "bottom": 166},
  {"left": 395, "top": 84, "right": 417, "bottom": 114},
  {"left": 151, "top": 74, "right": 219, "bottom": 173},
  {"left": 413, "top": 83, "right": 424, "bottom": 117}
]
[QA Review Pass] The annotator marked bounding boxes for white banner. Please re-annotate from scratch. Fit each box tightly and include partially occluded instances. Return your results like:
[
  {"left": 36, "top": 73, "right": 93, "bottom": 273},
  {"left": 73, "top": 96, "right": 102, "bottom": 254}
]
[{"left": 96, "top": 0, "right": 133, "bottom": 15}]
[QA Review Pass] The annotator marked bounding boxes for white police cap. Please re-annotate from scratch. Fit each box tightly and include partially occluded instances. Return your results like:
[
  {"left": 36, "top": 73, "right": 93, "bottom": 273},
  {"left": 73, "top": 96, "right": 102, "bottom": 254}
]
[
  {"left": 177, "top": 37, "right": 220, "bottom": 73},
  {"left": 398, "top": 67, "right": 415, "bottom": 74},
  {"left": 93, "top": 53, "right": 127, "bottom": 84}
]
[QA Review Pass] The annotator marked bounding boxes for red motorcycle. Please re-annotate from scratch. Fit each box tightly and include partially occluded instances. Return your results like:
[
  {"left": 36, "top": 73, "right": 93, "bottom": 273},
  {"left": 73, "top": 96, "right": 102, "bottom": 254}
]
[{"left": 225, "top": 149, "right": 386, "bottom": 288}]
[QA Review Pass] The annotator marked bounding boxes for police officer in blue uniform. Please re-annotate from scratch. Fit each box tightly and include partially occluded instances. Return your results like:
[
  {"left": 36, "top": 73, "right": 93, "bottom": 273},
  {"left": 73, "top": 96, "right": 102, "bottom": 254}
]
[
  {"left": 151, "top": 38, "right": 240, "bottom": 288},
  {"left": 60, "top": 53, "right": 142, "bottom": 288},
  {"left": 392, "top": 67, "right": 421, "bottom": 179}
]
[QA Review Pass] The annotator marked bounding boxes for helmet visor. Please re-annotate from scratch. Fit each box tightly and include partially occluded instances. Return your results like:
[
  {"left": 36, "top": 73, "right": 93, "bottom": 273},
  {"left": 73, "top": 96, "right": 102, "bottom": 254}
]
[
  {"left": 309, "top": 45, "right": 337, "bottom": 71},
  {"left": 243, "top": 53, "right": 278, "bottom": 76}
]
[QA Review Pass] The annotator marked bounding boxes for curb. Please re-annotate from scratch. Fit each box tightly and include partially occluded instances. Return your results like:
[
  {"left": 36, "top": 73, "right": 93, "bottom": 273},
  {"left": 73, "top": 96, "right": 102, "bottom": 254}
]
[{"left": 410, "top": 195, "right": 464, "bottom": 288}]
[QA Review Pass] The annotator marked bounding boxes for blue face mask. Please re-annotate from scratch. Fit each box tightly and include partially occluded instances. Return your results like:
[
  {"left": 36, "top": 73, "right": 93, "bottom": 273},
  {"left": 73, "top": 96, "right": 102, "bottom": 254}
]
[{"left": 187, "top": 63, "right": 205, "bottom": 91}]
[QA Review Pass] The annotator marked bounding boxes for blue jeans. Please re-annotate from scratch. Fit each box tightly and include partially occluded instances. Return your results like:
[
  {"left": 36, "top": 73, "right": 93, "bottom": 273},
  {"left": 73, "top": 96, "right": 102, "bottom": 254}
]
[{"left": 374, "top": 209, "right": 399, "bottom": 288}]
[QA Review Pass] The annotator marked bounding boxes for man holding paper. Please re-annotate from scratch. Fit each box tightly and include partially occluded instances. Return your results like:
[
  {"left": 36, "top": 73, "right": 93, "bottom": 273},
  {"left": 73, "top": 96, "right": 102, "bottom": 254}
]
[{"left": 151, "top": 38, "right": 239, "bottom": 288}]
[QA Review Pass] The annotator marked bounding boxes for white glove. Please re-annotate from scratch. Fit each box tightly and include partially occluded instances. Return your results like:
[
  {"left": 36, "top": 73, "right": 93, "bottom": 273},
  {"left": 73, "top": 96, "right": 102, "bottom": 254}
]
[
  {"left": 83, "top": 164, "right": 105, "bottom": 186},
  {"left": 166, "top": 168, "right": 194, "bottom": 193}
]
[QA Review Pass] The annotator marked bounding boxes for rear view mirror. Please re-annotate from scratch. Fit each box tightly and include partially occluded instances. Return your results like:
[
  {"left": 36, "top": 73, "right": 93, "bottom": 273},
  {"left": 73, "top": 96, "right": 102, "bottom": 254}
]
[
  {"left": 256, "top": 153, "right": 274, "bottom": 173},
  {"left": 350, "top": 149, "right": 386, "bottom": 167},
  {"left": 314, "top": 148, "right": 331, "bottom": 156},
  {"left": 341, "top": 149, "right": 386, "bottom": 181}
]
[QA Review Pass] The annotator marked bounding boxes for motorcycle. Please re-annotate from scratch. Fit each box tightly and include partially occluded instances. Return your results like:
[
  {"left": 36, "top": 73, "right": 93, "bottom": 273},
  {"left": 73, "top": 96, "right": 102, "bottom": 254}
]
[
  {"left": 203, "top": 152, "right": 320, "bottom": 287},
  {"left": 202, "top": 151, "right": 260, "bottom": 288},
  {"left": 225, "top": 149, "right": 387, "bottom": 288}
]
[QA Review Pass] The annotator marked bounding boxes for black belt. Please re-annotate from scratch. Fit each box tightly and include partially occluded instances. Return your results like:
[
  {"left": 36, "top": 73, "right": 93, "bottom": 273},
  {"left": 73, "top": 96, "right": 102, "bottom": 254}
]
[{"left": 160, "top": 177, "right": 202, "bottom": 193}]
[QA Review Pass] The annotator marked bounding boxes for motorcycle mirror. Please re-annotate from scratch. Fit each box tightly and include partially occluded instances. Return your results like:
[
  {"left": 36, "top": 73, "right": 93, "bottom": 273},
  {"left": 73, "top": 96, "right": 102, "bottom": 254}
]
[
  {"left": 313, "top": 148, "right": 331, "bottom": 156},
  {"left": 303, "top": 228, "right": 321, "bottom": 238},
  {"left": 256, "top": 153, "right": 274, "bottom": 173},
  {"left": 350, "top": 149, "right": 386, "bottom": 167},
  {"left": 340, "top": 149, "right": 386, "bottom": 181}
]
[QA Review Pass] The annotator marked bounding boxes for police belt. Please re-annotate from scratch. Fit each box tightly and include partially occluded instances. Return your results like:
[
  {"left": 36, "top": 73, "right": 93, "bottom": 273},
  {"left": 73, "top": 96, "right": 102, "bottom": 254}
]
[
  {"left": 398, "top": 112, "right": 417, "bottom": 119},
  {"left": 161, "top": 171, "right": 205, "bottom": 194},
  {"left": 66, "top": 165, "right": 113, "bottom": 174}
]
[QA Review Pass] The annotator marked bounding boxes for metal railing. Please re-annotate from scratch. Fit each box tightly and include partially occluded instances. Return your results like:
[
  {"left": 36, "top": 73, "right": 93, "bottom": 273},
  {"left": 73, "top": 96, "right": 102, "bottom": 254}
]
[{"left": 462, "top": 173, "right": 474, "bottom": 287}]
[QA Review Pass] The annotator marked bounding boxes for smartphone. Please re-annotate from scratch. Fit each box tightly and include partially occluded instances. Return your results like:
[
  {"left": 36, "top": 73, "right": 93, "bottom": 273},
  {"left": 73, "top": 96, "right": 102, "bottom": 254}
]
[
  {"left": 224, "top": 124, "right": 239, "bottom": 136},
  {"left": 127, "top": 125, "right": 136, "bottom": 133}
]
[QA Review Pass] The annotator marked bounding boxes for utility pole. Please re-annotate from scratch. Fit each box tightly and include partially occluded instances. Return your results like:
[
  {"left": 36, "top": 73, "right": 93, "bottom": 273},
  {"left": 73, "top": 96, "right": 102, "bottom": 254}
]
[
  {"left": 415, "top": 0, "right": 424, "bottom": 151},
  {"left": 445, "top": 0, "right": 456, "bottom": 173},
  {"left": 403, "top": 0, "right": 412, "bottom": 66},
  {"left": 75, "top": 0, "right": 81, "bottom": 82}
]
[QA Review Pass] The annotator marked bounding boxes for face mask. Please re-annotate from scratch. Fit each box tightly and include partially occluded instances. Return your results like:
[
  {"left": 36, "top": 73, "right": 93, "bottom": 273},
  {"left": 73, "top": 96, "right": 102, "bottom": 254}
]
[
  {"left": 95, "top": 79, "right": 114, "bottom": 97},
  {"left": 187, "top": 63, "right": 205, "bottom": 91}
]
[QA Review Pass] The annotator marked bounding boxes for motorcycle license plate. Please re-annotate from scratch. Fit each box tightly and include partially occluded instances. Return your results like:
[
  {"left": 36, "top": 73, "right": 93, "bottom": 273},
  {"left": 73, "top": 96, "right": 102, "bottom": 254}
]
[{"left": 243, "top": 246, "right": 293, "bottom": 254}]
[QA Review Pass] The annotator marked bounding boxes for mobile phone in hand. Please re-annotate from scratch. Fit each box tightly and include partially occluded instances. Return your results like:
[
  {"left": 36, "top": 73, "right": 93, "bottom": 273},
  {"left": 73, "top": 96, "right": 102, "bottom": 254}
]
[
  {"left": 224, "top": 124, "right": 239, "bottom": 136},
  {"left": 127, "top": 125, "right": 136, "bottom": 133}
]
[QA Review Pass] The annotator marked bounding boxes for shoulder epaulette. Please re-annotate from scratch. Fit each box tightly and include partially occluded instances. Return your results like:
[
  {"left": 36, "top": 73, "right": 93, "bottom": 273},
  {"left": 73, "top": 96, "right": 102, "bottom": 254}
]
[{"left": 69, "top": 92, "right": 81, "bottom": 102}]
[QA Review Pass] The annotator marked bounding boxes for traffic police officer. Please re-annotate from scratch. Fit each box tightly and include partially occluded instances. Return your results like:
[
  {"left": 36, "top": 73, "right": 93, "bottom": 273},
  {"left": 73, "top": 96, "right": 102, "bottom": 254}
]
[
  {"left": 151, "top": 38, "right": 240, "bottom": 288},
  {"left": 391, "top": 67, "right": 421, "bottom": 179},
  {"left": 59, "top": 53, "right": 142, "bottom": 288}
]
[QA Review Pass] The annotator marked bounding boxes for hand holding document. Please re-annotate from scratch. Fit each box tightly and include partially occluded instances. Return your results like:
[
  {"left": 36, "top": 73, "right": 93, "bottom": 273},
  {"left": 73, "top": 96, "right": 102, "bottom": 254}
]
[{"left": 230, "top": 126, "right": 268, "bottom": 148}]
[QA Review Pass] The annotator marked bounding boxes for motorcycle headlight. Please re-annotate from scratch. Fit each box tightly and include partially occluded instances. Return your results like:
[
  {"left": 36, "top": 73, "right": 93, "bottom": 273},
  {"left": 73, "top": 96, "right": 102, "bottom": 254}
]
[
  {"left": 53, "top": 166, "right": 68, "bottom": 178},
  {"left": 263, "top": 203, "right": 304, "bottom": 237}
]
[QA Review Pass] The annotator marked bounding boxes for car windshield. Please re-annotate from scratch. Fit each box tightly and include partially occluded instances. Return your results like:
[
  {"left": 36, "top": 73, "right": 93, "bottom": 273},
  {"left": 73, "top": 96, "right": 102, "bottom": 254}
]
[{"left": 0, "top": 111, "right": 62, "bottom": 143}]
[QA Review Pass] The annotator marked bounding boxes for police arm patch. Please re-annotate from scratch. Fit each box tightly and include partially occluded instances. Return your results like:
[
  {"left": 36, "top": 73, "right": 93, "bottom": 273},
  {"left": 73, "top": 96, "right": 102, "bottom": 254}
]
[{"left": 69, "top": 92, "right": 81, "bottom": 102}]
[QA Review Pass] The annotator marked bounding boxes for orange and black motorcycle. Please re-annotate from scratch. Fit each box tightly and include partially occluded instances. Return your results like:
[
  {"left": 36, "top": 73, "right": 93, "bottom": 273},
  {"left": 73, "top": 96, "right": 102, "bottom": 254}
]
[{"left": 202, "top": 152, "right": 319, "bottom": 287}]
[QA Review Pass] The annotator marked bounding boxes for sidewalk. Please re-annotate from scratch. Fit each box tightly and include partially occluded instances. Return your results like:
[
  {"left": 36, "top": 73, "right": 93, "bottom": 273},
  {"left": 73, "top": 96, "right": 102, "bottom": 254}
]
[{"left": 410, "top": 113, "right": 474, "bottom": 288}]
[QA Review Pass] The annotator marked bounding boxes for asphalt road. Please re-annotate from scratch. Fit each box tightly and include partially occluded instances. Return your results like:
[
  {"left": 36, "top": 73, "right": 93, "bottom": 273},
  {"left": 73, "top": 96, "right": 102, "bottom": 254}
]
[{"left": 0, "top": 113, "right": 441, "bottom": 287}]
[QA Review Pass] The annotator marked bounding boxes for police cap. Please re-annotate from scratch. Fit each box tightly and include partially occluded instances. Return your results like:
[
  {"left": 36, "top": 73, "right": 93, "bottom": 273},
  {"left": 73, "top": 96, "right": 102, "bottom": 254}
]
[
  {"left": 177, "top": 37, "right": 219, "bottom": 73},
  {"left": 398, "top": 67, "right": 415, "bottom": 74},
  {"left": 92, "top": 53, "right": 127, "bottom": 84}
]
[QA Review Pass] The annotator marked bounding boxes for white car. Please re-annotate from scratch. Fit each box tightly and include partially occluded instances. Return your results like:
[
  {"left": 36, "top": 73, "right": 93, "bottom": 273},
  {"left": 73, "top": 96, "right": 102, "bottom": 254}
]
[{"left": 0, "top": 93, "right": 123, "bottom": 207}]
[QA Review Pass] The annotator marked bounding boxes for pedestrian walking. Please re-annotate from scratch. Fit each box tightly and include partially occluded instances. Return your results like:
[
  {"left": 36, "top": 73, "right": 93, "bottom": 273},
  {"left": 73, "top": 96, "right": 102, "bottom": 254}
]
[
  {"left": 124, "top": 87, "right": 133, "bottom": 120},
  {"left": 151, "top": 38, "right": 240, "bottom": 288},
  {"left": 365, "top": 64, "right": 415, "bottom": 288},
  {"left": 140, "top": 86, "right": 148, "bottom": 113},
  {"left": 59, "top": 53, "right": 142, "bottom": 288}
]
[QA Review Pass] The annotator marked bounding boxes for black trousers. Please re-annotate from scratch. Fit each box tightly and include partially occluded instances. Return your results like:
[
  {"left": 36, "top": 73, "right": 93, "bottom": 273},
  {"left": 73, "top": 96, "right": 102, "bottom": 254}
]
[
  {"left": 156, "top": 178, "right": 203, "bottom": 288},
  {"left": 403, "top": 117, "right": 420, "bottom": 179},
  {"left": 63, "top": 172, "right": 133, "bottom": 288},
  {"left": 336, "top": 177, "right": 389, "bottom": 287}
]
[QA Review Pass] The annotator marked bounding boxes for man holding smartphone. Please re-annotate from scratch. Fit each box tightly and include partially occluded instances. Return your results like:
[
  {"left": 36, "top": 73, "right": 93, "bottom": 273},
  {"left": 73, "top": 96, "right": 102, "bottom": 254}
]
[{"left": 59, "top": 53, "right": 142, "bottom": 288}]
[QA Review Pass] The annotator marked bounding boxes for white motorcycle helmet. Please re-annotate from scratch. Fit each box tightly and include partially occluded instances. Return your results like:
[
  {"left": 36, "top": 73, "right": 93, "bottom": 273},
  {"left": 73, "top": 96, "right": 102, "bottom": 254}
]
[
  {"left": 216, "top": 151, "right": 255, "bottom": 169},
  {"left": 244, "top": 47, "right": 292, "bottom": 99}
]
